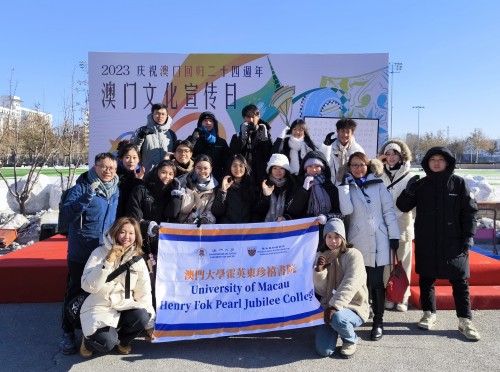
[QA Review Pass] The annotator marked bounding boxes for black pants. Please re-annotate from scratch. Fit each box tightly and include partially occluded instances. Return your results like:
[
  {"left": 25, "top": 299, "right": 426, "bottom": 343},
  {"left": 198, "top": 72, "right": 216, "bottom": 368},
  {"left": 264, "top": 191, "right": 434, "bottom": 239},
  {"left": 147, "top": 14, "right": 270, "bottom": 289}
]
[
  {"left": 61, "top": 260, "right": 86, "bottom": 333},
  {"left": 419, "top": 276, "right": 472, "bottom": 319},
  {"left": 85, "top": 309, "right": 150, "bottom": 353},
  {"left": 366, "top": 265, "right": 385, "bottom": 289}
]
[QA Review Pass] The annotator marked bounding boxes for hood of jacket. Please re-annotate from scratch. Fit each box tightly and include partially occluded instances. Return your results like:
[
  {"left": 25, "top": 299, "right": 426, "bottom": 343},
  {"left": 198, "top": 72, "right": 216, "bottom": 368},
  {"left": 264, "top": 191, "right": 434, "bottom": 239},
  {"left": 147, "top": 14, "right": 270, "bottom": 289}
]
[
  {"left": 421, "top": 146, "right": 456, "bottom": 175},
  {"left": 298, "top": 150, "right": 332, "bottom": 180},
  {"left": 378, "top": 139, "right": 413, "bottom": 162},
  {"left": 197, "top": 111, "right": 219, "bottom": 135},
  {"left": 146, "top": 113, "right": 173, "bottom": 132}
]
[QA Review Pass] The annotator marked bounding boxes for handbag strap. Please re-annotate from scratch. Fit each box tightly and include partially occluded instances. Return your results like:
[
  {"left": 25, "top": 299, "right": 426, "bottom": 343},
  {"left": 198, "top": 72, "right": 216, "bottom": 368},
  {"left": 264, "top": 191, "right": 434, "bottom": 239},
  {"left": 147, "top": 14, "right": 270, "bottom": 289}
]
[
  {"left": 386, "top": 171, "right": 409, "bottom": 190},
  {"left": 106, "top": 256, "right": 142, "bottom": 298}
]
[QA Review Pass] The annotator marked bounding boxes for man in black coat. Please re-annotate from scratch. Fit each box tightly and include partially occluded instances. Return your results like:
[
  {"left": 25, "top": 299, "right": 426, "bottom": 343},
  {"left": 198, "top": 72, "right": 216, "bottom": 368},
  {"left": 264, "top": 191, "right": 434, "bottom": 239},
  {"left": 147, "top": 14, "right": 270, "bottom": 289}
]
[{"left": 396, "top": 146, "right": 480, "bottom": 341}]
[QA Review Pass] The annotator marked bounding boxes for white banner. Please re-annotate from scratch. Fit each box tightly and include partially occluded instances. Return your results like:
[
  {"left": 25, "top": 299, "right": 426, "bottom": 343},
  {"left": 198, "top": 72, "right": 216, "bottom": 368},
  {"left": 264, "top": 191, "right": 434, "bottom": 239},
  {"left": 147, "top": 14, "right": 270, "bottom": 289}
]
[{"left": 152, "top": 218, "right": 322, "bottom": 342}]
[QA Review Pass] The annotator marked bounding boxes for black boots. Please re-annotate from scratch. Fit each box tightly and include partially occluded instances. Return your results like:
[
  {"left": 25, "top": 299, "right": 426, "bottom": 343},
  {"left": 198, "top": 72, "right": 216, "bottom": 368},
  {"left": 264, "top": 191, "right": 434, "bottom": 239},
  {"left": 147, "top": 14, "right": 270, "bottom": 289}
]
[{"left": 370, "top": 288, "right": 385, "bottom": 341}]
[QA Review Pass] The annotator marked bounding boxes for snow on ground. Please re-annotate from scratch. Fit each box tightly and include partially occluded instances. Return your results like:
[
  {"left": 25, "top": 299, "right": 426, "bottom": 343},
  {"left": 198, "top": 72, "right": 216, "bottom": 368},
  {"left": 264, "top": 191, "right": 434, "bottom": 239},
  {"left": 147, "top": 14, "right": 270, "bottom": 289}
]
[{"left": 0, "top": 173, "right": 499, "bottom": 252}]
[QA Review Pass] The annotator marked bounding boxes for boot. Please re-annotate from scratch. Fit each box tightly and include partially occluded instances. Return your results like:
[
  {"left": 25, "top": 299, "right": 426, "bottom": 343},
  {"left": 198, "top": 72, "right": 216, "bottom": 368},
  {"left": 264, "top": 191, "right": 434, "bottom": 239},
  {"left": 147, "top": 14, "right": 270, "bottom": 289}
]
[{"left": 370, "top": 288, "right": 385, "bottom": 341}]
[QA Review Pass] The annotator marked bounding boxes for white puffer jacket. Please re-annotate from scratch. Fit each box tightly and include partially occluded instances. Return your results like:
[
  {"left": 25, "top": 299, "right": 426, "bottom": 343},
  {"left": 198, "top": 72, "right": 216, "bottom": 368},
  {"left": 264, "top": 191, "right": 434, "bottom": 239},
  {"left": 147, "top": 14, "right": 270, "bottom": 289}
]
[{"left": 80, "top": 234, "right": 155, "bottom": 337}]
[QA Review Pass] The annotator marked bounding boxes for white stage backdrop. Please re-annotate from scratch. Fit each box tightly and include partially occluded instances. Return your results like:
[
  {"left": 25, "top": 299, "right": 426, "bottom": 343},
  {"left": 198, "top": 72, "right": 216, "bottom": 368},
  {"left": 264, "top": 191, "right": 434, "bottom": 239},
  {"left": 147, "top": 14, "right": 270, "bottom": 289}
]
[
  {"left": 88, "top": 52, "right": 388, "bottom": 161},
  {"left": 152, "top": 218, "right": 322, "bottom": 342}
]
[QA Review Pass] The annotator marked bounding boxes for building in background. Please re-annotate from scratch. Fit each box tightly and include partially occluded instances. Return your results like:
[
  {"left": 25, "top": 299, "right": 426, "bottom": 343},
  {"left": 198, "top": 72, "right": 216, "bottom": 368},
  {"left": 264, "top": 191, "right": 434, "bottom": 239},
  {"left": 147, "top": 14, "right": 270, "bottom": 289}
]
[{"left": 0, "top": 95, "right": 53, "bottom": 131}]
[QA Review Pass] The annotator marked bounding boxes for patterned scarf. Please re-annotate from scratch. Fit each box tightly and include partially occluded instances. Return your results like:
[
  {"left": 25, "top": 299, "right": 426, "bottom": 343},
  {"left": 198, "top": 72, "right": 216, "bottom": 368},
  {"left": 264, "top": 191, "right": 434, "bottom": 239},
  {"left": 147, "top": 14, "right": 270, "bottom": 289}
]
[
  {"left": 87, "top": 167, "right": 119, "bottom": 200},
  {"left": 307, "top": 173, "right": 331, "bottom": 215}
]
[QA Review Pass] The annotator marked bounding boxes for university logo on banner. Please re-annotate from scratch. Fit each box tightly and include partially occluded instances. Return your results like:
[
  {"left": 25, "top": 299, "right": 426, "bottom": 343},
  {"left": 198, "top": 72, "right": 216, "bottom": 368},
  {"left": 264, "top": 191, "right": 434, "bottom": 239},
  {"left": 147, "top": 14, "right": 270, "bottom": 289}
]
[{"left": 152, "top": 218, "right": 323, "bottom": 342}]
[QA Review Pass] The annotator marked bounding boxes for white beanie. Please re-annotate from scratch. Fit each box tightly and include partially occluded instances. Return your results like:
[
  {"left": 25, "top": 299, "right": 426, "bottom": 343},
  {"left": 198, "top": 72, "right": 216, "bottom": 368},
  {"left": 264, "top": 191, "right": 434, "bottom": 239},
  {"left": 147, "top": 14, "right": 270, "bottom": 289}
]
[
  {"left": 323, "top": 218, "right": 346, "bottom": 240},
  {"left": 384, "top": 142, "right": 402, "bottom": 155},
  {"left": 266, "top": 153, "right": 291, "bottom": 174}
]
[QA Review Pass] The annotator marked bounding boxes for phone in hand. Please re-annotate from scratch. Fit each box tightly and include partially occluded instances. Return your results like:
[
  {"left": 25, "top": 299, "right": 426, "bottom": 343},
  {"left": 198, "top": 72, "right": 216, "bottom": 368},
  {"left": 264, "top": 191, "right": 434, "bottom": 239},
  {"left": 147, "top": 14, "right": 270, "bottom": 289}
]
[
  {"left": 265, "top": 179, "right": 274, "bottom": 187},
  {"left": 227, "top": 176, "right": 233, "bottom": 183}
]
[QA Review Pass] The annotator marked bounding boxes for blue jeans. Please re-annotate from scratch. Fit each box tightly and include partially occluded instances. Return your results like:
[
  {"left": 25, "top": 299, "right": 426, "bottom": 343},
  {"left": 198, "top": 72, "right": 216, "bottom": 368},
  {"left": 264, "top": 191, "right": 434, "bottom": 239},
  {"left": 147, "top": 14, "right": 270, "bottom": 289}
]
[{"left": 315, "top": 309, "right": 363, "bottom": 357}]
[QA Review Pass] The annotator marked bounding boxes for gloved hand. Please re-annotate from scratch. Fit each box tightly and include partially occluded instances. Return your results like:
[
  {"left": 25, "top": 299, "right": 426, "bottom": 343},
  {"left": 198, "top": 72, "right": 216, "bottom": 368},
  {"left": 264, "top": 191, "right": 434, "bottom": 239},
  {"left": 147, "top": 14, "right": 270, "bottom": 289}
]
[
  {"left": 106, "top": 244, "right": 124, "bottom": 263},
  {"left": 191, "top": 128, "right": 203, "bottom": 142},
  {"left": 148, "top": 221, "right": 159, "bottom": 237},
  {"left": 303, "top": 176, "right": 314, "bottom": 191},
  {"left": 323, "top": 131, "right": 336, "bottom": 146},
  {"left": 171, "top": 187, "right": 185, "bottom": 198},
  {"left": 137, "top": 126, "right": 155, "bottom": 139},
  {"left": 279, "top": 126, "right": 289, "bottom": 139},
  {"left": 87, "top": 181, "right": 100, "bottom": 198},
  {"left": 390, "top": 239, "right": 399, "bottom": 251},
  {"left": 405, "top": 175, "right": 421, "bottom": 196},
  {"left": 316, "top": 255, "right": 331, "bottom": 272},
  {"left": 317, "top": 214, "right": 327, "bottom": 225},
  {"left": 323, "top": 307, "right": 335, "bottom": 324},
  {"left": 240, "top": 123, "right": 249, "bottom": 142}
]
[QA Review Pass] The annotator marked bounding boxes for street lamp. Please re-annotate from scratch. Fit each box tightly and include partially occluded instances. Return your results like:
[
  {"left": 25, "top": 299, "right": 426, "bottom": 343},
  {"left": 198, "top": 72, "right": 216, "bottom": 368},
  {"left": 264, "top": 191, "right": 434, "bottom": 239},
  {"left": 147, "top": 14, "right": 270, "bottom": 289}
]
[
  {"left": 389, "top": 62, "right": 403, "bottom": 138},
  {"left": 412, "top": 105, "right": 425, "bottom": 160}
]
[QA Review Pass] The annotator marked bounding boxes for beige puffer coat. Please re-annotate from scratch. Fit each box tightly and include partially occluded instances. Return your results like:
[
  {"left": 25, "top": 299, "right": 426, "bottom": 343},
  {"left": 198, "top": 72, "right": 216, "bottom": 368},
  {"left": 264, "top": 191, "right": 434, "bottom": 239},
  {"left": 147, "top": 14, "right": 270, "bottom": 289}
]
[{"left": 80, "top": 234, "right": 155, "bottom": 337}]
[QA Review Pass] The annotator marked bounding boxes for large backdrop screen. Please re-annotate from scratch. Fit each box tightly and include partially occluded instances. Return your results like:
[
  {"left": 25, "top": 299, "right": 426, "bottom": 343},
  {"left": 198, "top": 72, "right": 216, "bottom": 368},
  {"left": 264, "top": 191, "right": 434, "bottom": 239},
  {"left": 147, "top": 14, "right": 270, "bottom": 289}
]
[{"left": 89, "top": 52, "right": 388, "bottom": 160}]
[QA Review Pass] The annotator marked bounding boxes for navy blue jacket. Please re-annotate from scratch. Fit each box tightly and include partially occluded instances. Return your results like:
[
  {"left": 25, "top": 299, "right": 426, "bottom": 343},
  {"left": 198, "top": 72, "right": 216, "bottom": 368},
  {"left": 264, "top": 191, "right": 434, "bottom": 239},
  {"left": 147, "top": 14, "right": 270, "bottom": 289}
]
[{"left": 60, "top": 172, "right": 119, "bottom": 264}]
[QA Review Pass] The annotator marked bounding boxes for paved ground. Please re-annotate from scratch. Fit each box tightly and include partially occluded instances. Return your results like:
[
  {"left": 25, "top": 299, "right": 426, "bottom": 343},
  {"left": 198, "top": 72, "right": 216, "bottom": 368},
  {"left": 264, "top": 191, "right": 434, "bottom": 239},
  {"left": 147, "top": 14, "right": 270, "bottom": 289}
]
[{"left": 1, "top": 302, "right": 498, "bottom": 372}]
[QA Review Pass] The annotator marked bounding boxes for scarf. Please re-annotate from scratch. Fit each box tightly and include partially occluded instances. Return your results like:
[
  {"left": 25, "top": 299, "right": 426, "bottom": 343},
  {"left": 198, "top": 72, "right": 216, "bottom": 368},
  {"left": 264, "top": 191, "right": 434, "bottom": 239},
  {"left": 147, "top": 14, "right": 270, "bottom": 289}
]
[
  {"left": 265, "top": 177, "right": 287, "bottom": 222},
  {"left": 87, "top": 168, "right": 119, "bottom": 200},
  {"left": 307, "top": 173, "right": 331, "bottom": 215},
  {"left": 323, "top": 248, "right": 344, "bottom": 304},
  {"left": 288, "top": 136, "right": 310, "bottom": 175},
  {"left": 332, "top": 140, "right": 351, "bottom": 167},
  {"left": 201, "top": 126, "right": 217, "bottom": 144},
  {"left": 174, "top": 159, "right": 194, "bottom": 176},
  {"left": 190, "top": 172, "right": 218, "bottom": 192}
]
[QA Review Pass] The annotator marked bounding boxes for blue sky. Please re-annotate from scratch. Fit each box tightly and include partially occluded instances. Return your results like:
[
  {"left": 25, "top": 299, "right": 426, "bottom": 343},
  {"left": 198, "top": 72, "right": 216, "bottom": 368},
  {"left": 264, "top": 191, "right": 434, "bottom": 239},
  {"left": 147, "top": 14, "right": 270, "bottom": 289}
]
[{"left": 2, "top": 0, "right": 499, "bottom": 140}]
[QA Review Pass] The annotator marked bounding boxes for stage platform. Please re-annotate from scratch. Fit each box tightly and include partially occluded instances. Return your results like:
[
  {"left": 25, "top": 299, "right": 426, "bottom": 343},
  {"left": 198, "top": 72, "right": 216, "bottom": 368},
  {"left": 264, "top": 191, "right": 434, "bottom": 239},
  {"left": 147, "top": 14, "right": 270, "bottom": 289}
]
[{"left": 1, "top": 235, "right": 500, "bottom": 310}]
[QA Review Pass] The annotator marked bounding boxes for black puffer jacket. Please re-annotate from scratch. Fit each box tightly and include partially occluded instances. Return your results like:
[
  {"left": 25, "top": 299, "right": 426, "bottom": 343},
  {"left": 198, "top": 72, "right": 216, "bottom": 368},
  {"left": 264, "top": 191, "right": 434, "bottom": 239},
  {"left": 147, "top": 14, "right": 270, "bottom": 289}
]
[
  {"left": 127, "top": 170, "right": 181, "bottom": 254},
  {"left": 211, "top": 175, "right": 258, "bottom": 224},
  {"left": 396, "top": 147, "right": 478, "bottom": 279},
  {"left": 188, "top": 111, "right": 230, "bottom": 183},
  {"left": 286, "top": 151, "right": 341, "bottom": 219}
]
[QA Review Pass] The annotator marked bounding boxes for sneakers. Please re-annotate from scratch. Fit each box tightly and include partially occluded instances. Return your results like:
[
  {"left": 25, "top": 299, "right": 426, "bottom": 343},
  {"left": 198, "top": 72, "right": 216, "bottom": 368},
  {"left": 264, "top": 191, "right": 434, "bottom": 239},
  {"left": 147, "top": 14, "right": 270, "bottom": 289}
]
[
  {"left": 385, "top": 301, "right": 395, "bottom": 310},
  {"left": 396, "top": 301, "right": 408, "bottom": 312},
  {"left": 340, "top": 342, "right": 357, "bottom": 359},
  {"left": 117, "top": 344, "right": 132, "bottom": 355},
  {"left": 458, "top": 318, "right": 481, "bottom": 341},
  {"left": 59, "top": 332, "right": 78, "bottom": 355},
  {"left": 418, "top": 311, "right": 437, "bottom": 330},
  {"left": 80, "top": 338, "right": 93, "bottom": 358}
]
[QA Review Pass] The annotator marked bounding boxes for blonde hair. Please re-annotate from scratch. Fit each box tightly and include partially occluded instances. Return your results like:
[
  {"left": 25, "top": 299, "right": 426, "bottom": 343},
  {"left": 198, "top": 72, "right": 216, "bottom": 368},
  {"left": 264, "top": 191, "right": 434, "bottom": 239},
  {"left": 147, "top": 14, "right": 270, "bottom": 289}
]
[{"left": 107, "top": 217, "right": 143, "bottom": 255}]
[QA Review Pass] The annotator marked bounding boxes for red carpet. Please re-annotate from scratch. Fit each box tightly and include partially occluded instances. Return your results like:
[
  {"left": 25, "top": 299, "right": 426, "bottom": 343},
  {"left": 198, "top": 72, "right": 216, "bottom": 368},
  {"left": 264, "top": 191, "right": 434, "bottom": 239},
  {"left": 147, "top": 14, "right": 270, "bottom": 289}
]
[
  {"left": 0, "top": 235, "right": 68, "bottom": 303},
  {"left": 409, "top": 247, "right": 500, "bottom": 310}
]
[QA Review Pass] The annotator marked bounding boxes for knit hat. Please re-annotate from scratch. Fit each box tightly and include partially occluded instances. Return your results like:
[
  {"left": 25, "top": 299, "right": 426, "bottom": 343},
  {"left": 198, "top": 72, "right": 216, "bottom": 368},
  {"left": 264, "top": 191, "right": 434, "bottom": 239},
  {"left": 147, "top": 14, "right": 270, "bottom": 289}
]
[
  {"left": 384, "top": 142, "right": 402, "bottom": 155},
  {"left": 323, "top": 218, "right": 346, "bottom": 240},
  {"left": 266, "top": 153, "right": 291, "bottom": 174},
  {"left": 303, "top": 157, "right": 324, "bottom": 170}
]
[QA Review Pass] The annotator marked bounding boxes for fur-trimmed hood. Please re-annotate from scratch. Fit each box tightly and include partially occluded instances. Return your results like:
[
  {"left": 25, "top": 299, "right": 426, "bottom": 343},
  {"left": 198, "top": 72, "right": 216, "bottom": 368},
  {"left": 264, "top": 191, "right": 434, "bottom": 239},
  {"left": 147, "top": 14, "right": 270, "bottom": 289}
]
[
  {"left": 341, "top": 157, "right": 384, "bottom": 180},
  {"left": 378, "top": 139, "right": 413, "bottom": 162}
]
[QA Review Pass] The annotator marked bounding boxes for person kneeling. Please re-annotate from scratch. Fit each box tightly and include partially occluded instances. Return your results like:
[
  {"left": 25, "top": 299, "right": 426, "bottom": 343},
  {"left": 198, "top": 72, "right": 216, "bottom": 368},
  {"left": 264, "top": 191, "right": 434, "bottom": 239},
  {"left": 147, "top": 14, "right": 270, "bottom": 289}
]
[
  {"left": 79, "top": 217, "right": 155, "bottom": 358},
  {"left": 313, "top": 218, "right": 369, "bottom": 359}
]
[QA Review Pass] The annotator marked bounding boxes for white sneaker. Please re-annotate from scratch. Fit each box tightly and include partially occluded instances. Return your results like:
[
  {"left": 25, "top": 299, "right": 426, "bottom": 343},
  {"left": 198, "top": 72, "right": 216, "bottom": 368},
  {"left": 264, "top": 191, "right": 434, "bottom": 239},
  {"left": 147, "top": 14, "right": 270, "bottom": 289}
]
[
  {"left": 458, "top": 318, "right": 481, "bottom": 341},
  {"left": 396, "top": 301, "right": 408, "bottom": 312},
  {"left": 385, "top": 301, "right": 395, "bottom": 310},
  {"left": 418, "top": 311, "right": 437, "bottom": 330}
]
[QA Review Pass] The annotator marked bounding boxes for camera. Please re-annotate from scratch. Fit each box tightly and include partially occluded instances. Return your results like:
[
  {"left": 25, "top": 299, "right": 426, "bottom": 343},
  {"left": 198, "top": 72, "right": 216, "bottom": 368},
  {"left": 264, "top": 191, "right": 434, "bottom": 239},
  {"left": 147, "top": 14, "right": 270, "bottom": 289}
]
[{"left": 265, "top": 179, "right": 274, "bottom": 187}]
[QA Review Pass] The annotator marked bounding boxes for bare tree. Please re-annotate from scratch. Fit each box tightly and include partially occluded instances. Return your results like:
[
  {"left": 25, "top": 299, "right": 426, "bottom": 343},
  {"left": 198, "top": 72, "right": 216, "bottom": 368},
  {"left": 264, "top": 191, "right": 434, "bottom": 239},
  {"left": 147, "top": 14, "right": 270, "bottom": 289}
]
[
  {"left": 0, "top": 111, "right": 60, "bottom": 214},
  {"left": 447, "top": 138, "right": 467, "bottom": 162},
  {"left": 54, "top": 62, "right": 89, "bottom": 192},
  {"left": 485, "top": 140, "right": 498, "bottom": 161}
]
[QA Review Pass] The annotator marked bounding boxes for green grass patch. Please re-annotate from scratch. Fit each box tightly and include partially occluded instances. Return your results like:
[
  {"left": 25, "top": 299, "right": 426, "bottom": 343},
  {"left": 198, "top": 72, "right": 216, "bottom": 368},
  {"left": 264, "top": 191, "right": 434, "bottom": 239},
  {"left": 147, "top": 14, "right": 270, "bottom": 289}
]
[{"left": 0, "top": 167, "right": 88, "bottom": 179}]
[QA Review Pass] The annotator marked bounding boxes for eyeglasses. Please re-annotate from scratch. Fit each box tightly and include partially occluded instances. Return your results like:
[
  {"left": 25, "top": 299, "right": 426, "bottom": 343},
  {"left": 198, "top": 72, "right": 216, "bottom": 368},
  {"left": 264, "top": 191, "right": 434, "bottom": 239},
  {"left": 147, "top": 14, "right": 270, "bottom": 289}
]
[
  {"left": 96, "top": 165, "right": 117, "bottom": 172},
  {"left": 350, "top": 163, "right": 367, "bottom": 169},
  {"left": 176, "top": 149, "right": 191, "bottom": 154}
]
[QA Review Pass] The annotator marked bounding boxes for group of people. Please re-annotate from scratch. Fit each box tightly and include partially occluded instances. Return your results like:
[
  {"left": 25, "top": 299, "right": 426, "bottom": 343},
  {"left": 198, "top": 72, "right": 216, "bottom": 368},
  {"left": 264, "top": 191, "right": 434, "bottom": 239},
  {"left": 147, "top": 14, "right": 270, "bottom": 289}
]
[{"left": 59, "top": 102, "right": 481, "bottom": 360}]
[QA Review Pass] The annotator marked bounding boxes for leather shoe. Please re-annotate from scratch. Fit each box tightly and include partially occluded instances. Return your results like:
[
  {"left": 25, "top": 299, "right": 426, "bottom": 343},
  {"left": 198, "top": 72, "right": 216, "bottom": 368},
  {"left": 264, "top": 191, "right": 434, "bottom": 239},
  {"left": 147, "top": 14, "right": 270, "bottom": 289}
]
[{"left": 370, "top": 323, "right": 383, "bottom": 341}]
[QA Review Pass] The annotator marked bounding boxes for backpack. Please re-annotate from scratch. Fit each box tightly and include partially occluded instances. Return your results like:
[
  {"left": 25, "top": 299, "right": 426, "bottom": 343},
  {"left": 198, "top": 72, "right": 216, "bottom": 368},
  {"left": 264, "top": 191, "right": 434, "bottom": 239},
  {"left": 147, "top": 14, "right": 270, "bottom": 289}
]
[{"left": 57, "top": 187, "right": 72, "bottom": 236}]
